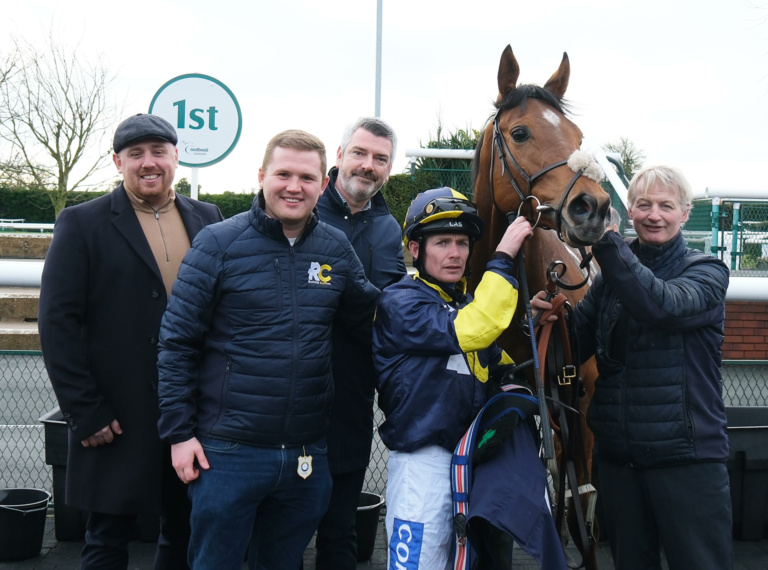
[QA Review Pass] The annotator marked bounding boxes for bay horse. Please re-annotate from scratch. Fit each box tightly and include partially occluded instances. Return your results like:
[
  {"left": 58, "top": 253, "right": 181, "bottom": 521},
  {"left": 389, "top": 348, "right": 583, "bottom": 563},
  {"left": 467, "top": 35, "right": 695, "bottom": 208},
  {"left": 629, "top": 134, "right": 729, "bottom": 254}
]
[{"left": 469, "top": 46, "right": 611, "bottom": 569}]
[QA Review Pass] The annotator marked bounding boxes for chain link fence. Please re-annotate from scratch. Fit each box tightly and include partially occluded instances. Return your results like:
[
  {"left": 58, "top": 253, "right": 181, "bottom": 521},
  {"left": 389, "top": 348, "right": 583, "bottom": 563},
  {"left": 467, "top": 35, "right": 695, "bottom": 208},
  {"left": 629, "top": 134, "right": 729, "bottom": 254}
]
[
  {"left": 681, "top": 199, "right": 768, "bottom": 277},
  {"left": 0, "top": 350, "right": 391, "bottom": 495},
  {"left": 2, "top": 350, "right": 768, "bottom": 493},
  {"left": 1, "top": 351, "right": 55, "bottom": 490},
  {"left": 722, "top": 361, "right": 768, "bottom": 406},
  {"left": 720, "top": 201, "right": 768, "bottom": 277}
]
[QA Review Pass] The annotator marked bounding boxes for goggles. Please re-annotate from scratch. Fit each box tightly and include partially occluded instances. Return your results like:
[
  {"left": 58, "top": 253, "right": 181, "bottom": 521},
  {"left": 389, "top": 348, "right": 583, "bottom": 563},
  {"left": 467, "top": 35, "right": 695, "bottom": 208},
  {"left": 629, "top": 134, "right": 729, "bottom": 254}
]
[{"left": 412, "top": 197, "right": 478, "bottom": 225}]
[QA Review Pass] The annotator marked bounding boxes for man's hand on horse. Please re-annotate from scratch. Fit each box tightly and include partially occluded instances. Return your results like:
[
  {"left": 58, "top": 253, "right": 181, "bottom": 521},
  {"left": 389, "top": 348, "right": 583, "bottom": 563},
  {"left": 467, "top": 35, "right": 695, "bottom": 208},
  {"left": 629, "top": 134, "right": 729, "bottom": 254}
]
[
  {"left": 530, "top": 290, "right": 558, "bottom": 323},
  {"left": 496, "top": 216, "right": 533, "bottom": 258}
]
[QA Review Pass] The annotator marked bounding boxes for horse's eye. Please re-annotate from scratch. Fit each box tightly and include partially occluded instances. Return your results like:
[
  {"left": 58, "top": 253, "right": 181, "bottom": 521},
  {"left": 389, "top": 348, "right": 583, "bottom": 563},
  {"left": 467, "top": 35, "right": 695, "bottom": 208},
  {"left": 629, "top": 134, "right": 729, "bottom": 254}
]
[{"left": 510, "top": 127, "right": 530, "bottom": 143}]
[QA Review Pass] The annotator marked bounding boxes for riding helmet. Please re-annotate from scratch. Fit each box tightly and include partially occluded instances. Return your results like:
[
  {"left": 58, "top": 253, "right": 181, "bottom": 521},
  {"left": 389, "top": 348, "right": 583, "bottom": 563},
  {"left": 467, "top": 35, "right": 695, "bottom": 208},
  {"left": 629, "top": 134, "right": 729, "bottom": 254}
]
[{"left": 403, "top": 187, "right": 484, "bottom": 246}]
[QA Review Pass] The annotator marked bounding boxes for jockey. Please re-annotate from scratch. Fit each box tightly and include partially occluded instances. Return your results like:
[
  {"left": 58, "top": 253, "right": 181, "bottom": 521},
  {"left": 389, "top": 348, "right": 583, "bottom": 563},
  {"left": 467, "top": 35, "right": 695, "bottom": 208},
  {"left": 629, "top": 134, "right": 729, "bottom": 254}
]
[{"left": 373, "top": 187, "right": 536, "bottom": 568}]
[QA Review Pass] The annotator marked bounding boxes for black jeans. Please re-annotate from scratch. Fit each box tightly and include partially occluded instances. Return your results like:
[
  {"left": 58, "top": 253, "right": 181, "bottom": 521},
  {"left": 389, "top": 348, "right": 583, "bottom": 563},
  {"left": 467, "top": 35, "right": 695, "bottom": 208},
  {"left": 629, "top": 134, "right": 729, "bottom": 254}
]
[
  {"left": 312, "top": 468, "right": 367, "bottom": 570},
  {"left": 81, "top": 512, "right": 134, "bottom": 570},
  {"left": 154, "top": 452, "right": 192, "bottom": 569},
  {"left": 597, "top": 458, "right": 733, "bottom": 570}
]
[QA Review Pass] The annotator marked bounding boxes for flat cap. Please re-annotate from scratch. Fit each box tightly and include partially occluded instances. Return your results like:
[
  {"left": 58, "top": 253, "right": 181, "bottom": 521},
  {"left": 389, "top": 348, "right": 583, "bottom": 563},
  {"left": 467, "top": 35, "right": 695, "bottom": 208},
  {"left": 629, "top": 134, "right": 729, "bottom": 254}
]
[{"left": 113, "top": 114, "right": 178, "bottom": 153}]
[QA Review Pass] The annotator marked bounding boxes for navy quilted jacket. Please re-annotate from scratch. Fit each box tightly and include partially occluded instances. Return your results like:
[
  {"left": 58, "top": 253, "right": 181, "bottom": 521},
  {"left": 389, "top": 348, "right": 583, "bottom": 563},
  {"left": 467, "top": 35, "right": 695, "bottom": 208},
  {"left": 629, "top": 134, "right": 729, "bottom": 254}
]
[
  {"left": 571, "top": 231, "right": 730, "bottom": 467},
  {"left": 316, "top": 168, "right": 406, "bottom": 473},
  {"left": 157, "top": 194, "right": 379, "bottom": 447}
]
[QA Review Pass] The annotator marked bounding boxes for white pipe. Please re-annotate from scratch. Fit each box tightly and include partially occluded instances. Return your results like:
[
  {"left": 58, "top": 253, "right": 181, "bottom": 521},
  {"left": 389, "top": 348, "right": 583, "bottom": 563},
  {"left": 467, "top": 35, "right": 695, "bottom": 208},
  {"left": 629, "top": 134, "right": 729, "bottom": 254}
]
[
  {"left": 694, "top": 188, "right": 768, "bottom": 200},
  {"left": 725, "top": 277, "right": 767, "bottom": 302},
  {"left": 0, "top": 260, "right": 764, "bottom": 302},
  {"left": 0, "top": 223, "right": 54, "bottom": 232},
  {"left": 0, "top": 260, "right": 44, "bottom": 287},
  {"left": 404, "top": 148, "right": 475, "bottom": 160}
]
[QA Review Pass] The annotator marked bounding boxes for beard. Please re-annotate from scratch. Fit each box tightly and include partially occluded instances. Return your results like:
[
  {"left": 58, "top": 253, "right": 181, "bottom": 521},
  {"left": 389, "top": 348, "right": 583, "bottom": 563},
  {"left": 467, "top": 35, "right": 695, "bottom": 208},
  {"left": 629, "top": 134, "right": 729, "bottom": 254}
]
[{"left": 337, "top": 168, "right": 382, "bottom": 203}]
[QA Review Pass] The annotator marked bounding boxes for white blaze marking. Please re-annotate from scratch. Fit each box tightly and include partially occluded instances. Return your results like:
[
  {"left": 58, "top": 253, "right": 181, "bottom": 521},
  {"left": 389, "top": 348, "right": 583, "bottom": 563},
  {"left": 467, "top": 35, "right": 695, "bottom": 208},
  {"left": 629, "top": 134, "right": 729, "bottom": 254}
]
[{"left": 541, "top": 108, "right": 561, "bottom": 128}]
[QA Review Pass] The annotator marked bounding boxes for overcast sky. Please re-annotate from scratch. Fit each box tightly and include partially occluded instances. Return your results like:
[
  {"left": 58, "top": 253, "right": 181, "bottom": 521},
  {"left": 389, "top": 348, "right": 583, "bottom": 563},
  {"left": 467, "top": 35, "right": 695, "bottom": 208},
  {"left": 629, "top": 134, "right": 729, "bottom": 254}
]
[{"left": 3, "top": 0, "right": 768, "bottom": 198}]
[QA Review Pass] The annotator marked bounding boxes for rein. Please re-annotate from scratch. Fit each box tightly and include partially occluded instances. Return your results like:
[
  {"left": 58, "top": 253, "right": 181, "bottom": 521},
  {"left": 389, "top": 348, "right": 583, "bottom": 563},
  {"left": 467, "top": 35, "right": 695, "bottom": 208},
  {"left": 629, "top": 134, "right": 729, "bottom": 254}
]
[
  {"left": 509, "top": 211, "right": 555, "bottom": 462},
  {"left": 505, "top": 208, "right": 598, "bottom": 567},
  {"left": 535, "top": 292, "right": 597, "bottom": 568}
]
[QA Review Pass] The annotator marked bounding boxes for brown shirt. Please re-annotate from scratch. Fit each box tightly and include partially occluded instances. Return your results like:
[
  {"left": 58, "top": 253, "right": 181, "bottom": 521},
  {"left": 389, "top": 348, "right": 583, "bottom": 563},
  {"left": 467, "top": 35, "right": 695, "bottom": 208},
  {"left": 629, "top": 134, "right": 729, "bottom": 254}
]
[{"left": 124, "top": 188, "right": 191, "bottom": 297}]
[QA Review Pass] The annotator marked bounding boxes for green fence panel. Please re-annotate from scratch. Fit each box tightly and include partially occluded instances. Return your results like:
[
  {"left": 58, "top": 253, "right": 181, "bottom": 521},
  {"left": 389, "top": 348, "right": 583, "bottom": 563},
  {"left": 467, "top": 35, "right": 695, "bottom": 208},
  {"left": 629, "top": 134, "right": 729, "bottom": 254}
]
[{"left": 418, "top": 168, "right": 474, "bottom": 199}]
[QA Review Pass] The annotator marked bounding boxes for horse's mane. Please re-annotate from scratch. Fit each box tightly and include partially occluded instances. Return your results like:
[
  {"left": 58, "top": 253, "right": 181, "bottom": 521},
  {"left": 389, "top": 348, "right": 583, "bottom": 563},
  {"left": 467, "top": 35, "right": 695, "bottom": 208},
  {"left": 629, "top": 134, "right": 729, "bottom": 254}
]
[{"left": 472, "top": 84, "right": 571, "bottom": 188}]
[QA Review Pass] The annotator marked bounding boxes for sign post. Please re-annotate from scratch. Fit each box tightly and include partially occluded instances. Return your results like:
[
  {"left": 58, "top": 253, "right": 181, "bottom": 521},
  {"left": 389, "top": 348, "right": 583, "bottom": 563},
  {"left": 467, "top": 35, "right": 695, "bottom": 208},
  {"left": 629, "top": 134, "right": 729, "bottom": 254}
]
[{"left": 149, "top": 74, "right": 242, "bottom": 199}]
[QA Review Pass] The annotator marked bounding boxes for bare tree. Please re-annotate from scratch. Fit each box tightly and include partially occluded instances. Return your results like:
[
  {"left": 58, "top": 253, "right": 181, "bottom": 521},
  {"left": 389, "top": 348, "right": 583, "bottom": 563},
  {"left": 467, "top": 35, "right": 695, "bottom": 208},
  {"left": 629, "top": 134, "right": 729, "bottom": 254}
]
[
  {"left": 0, "top": 48, "right": 16, "bottom": 88},
  {"left": 602, "top": 137, "right": 646, "bottom": 182},
  {"left": 0, "top": 45, "right": 20, "bottom": 183},
  {"left": 0, "top": 33, "right": 116, "bottom": 217}
]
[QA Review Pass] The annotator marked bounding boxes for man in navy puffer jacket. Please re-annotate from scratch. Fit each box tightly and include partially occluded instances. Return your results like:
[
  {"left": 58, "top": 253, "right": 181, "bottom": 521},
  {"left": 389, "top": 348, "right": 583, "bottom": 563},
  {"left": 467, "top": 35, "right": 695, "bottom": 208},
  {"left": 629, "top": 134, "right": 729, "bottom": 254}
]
[
  {"left": 157, "top": 130, "right": 379, "bottom": 570},
  {"left": 536, "top": 165, "right": 732, "bottom": 570}
]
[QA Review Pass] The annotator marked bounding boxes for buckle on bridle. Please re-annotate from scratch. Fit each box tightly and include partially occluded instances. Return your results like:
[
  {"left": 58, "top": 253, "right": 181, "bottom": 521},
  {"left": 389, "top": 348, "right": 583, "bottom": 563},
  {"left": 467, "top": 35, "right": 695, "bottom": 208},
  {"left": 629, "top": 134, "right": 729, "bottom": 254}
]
[{"left": 558, "top": 364, "right": 576, "bottom": 386}]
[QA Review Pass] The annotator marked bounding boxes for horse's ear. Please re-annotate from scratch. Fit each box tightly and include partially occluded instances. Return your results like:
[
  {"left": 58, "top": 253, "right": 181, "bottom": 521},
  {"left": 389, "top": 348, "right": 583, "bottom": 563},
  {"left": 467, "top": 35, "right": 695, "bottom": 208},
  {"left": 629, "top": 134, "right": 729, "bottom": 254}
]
[
  {"left": 496, "top": 45, "right": 520, "bottom": 103},
  {"left": 543, "top": 52, "right": 570, "bottom": 100}
]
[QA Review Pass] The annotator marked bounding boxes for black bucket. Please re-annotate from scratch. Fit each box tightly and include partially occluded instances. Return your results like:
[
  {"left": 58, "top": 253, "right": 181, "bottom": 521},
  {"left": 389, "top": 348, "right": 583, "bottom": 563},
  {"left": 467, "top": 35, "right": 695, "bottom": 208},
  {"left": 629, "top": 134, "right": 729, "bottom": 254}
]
[
  {"left": 0, "top": 488, "right": 51, "bottom": 561},
  {"left": 356, "top": 491, "right": 385, "bottom": 562}
]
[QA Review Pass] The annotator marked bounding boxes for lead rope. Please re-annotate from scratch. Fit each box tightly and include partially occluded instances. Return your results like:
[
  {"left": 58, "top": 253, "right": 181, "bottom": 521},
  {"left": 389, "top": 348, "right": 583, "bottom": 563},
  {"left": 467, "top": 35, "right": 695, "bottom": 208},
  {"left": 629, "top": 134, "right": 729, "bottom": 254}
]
[{"left": 507, "top": 211, "right": 556, "bottom": 462}]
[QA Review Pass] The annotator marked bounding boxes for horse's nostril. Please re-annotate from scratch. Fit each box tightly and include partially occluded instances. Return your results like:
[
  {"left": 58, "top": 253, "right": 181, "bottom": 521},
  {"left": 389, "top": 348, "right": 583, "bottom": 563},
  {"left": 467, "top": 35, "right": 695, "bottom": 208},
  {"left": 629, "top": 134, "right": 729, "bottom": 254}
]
[{"left": 568, "top": 194, "right": 597, "bottom": 219}]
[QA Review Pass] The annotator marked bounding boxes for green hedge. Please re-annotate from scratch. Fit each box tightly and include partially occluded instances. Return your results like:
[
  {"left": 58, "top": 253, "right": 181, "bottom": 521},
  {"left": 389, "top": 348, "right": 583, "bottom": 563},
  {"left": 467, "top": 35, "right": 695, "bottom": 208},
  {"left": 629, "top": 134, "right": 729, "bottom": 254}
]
[
  {"left": 381, "top": 171, "right": 441, "bottom": 227},
  {"left": 0, "top": 171, "right": 443, "bottom": 226},
  {"left": 204, "top": 191, "right": 255, "bottom": 219},
  {"left": 0, "top": 187, "right": 109, "bottom": 223},
  {"left": 0, "top": 186, "right": 256, "bottom": 222}
]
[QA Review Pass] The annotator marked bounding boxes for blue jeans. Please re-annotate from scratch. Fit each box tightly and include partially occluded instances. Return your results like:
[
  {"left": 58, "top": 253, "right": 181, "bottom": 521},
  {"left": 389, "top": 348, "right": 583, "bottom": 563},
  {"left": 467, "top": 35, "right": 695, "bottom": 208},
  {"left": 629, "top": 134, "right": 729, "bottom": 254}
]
[{"left": 187, "top": 437, "right": 332, "bottom": 570}]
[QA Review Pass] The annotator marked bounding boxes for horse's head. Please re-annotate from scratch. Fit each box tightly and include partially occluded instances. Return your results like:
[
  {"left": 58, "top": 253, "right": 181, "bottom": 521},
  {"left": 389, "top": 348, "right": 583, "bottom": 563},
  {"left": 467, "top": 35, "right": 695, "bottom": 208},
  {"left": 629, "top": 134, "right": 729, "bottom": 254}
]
[{"left": 474, "top": 46, "right": 610, "bottom": 247}]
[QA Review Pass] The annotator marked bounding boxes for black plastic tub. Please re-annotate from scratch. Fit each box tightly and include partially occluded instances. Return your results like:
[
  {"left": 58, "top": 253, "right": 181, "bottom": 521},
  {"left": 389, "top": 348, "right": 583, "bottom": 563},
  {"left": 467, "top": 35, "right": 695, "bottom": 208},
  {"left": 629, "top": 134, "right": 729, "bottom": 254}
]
[
  {"left": 0, "top": 488, "right": 51, "bottom": 561},
  {"left": 726, "top": 406, "right": 768, "bottom": 540}
]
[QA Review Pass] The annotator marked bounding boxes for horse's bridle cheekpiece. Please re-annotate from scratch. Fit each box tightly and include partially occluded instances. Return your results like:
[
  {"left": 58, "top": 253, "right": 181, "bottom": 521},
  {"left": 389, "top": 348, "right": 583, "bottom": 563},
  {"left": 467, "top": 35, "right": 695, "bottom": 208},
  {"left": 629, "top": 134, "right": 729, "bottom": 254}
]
[
  {"left": 490, "top": 109, "right": 604, "bottom": 291},
  {"left": 490, "top": 109, "right": 603, "bottom": 241}
]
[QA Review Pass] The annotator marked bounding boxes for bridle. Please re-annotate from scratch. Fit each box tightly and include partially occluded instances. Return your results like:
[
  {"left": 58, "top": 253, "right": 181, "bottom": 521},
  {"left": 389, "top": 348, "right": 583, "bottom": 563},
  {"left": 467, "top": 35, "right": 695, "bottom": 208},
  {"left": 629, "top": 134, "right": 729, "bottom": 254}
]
[
  {"left": 489, "top": 108, "right": 594, "bottom": 291},
  {"left": 490, "top": 109, "right": 585, "bottom": 241}
]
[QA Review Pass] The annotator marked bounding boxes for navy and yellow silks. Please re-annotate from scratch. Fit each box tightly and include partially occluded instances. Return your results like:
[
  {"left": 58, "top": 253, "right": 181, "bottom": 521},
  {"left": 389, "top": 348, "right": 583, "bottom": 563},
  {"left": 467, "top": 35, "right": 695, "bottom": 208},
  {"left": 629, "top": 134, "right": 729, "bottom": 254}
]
[
  {"left": 416, "top": 271, "right": 517, "bottom": 382},
  {"left": 374, "top": 256, "right": 520, "bottom": 454}
]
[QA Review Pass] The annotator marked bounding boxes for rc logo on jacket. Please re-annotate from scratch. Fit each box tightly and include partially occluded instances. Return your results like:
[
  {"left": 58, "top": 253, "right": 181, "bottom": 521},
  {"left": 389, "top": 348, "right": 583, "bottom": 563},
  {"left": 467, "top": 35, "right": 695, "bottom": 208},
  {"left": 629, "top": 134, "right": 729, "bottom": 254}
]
[{"left": 308, "top": 261, "right": 332, "bottom": 284}]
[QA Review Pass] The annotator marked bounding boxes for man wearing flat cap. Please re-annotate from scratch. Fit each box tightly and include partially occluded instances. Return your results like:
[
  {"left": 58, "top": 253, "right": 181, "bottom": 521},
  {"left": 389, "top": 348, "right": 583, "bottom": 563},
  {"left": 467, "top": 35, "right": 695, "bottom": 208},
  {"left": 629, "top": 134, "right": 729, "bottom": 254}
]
[{"left": 39, "top": 113, "right": 223, "bottom": 569}]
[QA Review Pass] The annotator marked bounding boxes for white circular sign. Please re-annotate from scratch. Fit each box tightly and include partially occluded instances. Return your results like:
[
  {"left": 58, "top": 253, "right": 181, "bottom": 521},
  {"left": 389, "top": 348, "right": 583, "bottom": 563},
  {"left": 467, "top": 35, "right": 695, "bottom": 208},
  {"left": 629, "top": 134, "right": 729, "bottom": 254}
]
[{"left": 149, "top": 73, "right": 242, "bottom": 168}]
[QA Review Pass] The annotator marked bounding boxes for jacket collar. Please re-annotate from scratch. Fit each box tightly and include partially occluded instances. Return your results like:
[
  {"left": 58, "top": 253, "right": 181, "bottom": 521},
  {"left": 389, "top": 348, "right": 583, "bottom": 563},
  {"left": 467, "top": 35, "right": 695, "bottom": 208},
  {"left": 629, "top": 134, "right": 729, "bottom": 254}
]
[
  {"left": 631, "top": 231, "right": 686, "bottom": 271},
  {"left": 109, "top": 183, "right": 163, "bottom": 282},
  {"left": 251, "top": 191, "right": 318, "bottom": 244},
  {"left": 413, "top": 270, "right": 468, "bottom": 304}
]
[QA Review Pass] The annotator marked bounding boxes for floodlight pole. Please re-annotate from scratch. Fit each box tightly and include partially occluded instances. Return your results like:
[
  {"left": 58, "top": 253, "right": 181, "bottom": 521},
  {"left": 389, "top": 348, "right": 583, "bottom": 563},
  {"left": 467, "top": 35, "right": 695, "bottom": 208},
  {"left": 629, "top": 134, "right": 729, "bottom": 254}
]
[{"left": 375, "top": 0, "right": 382, "bottom": 117}]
